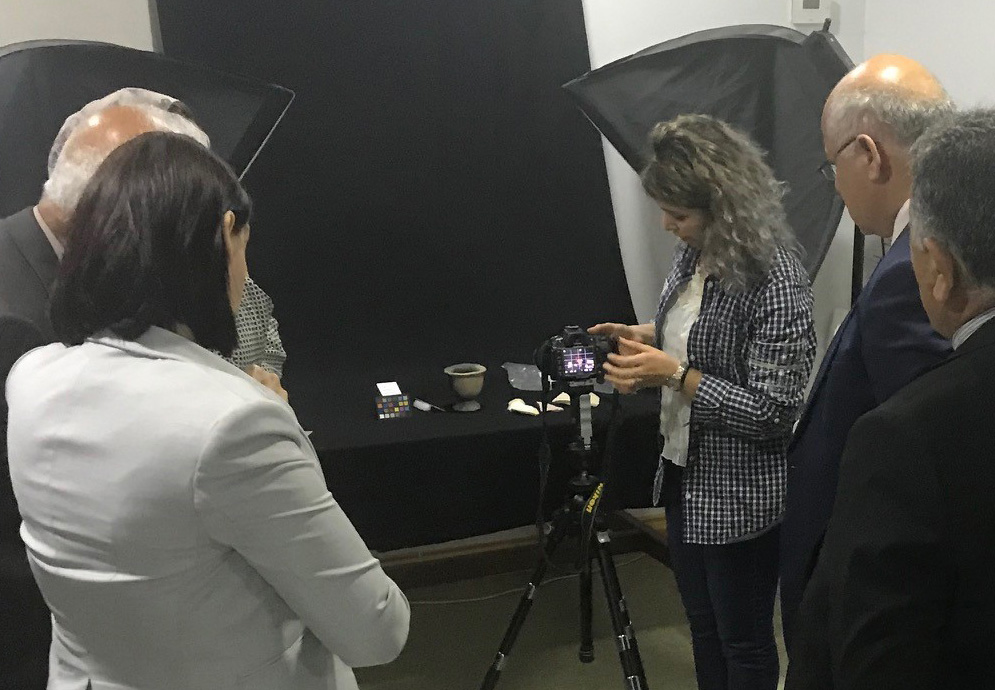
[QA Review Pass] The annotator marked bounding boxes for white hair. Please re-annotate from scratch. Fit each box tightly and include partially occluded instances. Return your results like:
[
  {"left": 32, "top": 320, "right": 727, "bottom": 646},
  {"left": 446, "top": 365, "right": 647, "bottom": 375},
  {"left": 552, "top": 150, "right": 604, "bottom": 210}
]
[
  {"left": 42, "top": 94, "right": 211, "bottom": 213},
  {"left": 825, "top": 85, "right": 955, "bottom": 150},
  {"left": 46, "top": 87, "right": 210, "bottom": 174}
]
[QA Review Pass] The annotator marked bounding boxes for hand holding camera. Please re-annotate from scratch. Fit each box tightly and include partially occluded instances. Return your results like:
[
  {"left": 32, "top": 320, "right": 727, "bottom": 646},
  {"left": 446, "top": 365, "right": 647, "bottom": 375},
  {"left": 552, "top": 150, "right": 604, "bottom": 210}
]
[
  {"left": 603, "top": 337, "right": 682, "bottom": 394},
  {"left": 587, "top": 321, "right": 655, "bottom": 345}
]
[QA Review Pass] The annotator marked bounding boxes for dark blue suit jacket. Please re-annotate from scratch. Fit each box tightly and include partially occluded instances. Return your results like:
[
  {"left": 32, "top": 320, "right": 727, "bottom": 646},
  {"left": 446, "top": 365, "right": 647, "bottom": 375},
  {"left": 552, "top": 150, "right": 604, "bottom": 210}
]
[{"left": 779, "top": 228, "right": 950, "bottom": 648}]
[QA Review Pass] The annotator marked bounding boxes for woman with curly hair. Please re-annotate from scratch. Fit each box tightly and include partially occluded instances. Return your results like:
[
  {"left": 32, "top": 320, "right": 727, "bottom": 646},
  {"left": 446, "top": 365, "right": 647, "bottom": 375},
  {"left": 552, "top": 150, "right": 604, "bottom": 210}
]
[{"left": 591, "top": 113, "right": 816, "bottom": 690}]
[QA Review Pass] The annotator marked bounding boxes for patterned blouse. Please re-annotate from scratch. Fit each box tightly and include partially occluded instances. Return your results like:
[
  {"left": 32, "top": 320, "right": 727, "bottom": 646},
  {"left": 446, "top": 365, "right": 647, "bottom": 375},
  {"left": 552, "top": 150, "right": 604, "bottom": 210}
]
[
  {"left": 226, "top": 277, "right": 287, "bottom": 377},
  {"left": 655, "top": 242, "right": 816, "bottom": 544}
]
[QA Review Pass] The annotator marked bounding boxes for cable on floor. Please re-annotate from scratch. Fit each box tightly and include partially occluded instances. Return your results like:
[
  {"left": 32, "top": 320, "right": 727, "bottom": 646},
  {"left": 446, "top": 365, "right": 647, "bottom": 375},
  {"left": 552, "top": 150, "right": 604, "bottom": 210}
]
[{"left": 408, "top": 553, "right": 648, "bottom": 606}]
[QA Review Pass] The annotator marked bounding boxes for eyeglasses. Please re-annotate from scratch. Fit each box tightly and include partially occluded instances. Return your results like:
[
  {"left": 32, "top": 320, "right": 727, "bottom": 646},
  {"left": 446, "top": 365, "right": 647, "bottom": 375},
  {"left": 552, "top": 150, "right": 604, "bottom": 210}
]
[{"left": 818, "top": 135, "right": 860, "bottom": 182}]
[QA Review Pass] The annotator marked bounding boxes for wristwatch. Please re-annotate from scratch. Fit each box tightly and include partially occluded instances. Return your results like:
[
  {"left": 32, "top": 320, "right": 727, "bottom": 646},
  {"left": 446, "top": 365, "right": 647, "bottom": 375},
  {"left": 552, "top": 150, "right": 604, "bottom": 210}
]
[{"left": 666, "top": 361, "right": 688, "bottom": 391}]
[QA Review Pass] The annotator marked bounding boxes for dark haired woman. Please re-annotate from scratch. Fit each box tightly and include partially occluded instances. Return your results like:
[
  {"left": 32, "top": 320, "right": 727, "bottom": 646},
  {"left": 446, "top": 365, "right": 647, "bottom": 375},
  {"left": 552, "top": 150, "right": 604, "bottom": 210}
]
[
  {"left": 6, "top": 132, "right": 408, "bottom": 690},
  {"left": 591, "top": 114, "right": 816, "bottom": 690}
]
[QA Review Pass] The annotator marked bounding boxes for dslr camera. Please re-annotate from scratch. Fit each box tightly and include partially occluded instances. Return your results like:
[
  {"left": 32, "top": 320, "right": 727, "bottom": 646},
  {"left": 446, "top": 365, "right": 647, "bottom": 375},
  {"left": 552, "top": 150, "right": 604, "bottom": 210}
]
[{"left": 536, "top": 325, "right": 617, "bottom": 383}]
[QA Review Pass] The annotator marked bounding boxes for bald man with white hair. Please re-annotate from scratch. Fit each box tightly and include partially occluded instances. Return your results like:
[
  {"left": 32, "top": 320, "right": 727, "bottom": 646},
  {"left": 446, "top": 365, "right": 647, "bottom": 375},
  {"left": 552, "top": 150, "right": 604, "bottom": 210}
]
[
  {"left": 0, "top": 97, "right": 201, "bottom": 690},
  {"left": 779, "top": 55, "right": 955, "bottom": 651},
  {"left": 2, "top": 97, "right": 210, "bottom": 341},
  {"left": 0, "top": 90, "right": 285, "bottom": 689}
]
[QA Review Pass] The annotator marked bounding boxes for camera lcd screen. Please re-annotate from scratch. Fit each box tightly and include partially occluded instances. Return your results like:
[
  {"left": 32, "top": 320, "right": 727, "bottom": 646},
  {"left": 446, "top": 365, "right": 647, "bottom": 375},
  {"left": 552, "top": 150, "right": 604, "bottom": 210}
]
[{"left": 559, "top": 346, "right": 596, "bottom": 376}]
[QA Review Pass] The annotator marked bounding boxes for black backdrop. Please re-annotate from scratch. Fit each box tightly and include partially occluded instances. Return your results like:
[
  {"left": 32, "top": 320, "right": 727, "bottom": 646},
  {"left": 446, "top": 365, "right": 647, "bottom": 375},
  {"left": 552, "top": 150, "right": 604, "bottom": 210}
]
[
  {"left": 156, "top": 1, "right": 654, "bottom": 550},
  {"left": 156, "top": 0, "right": 635, "bottom": 398}
]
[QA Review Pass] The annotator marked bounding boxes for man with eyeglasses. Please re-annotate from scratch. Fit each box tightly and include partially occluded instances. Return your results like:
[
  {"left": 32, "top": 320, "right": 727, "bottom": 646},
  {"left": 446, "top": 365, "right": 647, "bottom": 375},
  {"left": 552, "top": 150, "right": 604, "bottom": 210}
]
[
  {"left": 786, "top": 105, "right": 995, "bottom": 690},
  {"left": 778, "top": 54, "right": 953, "bottom": 653}
]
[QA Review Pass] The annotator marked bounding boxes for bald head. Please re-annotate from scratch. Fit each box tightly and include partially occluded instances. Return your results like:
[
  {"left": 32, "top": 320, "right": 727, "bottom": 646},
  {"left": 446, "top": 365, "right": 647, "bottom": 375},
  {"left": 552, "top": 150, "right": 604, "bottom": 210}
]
[
  {"left": 45, "top": 87, "right": 197, "bottom": 175},
  {"left": 834, "top": 54, "right": 947, "bottom": 101},
  {"left": 820, "top": 54, "right": 955, "bottom": 238},
  {"left": 823, "top": 54, "right": 953, "bottom": 149},
  {"left": 40, "top": 105, "right": 157, "bottom": 231},
  {"left": 61, "top": 105, "right": 157, "bottom": 165},
  {"left": 40, "top": 99, "right": 211, "bottom": 237}
]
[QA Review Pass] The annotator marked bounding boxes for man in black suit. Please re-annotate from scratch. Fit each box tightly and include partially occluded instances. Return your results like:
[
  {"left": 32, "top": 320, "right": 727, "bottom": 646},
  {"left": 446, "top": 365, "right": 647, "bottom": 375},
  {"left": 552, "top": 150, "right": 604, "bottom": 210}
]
[
  {"left": 787, "top": 108, "right": 995, "bottom": 689},
  {"left": 779, "top": 54, "right": 953, "bottom": 646},
  {"left": 0, "top": 103, "right": 164, "bottom": 689}
]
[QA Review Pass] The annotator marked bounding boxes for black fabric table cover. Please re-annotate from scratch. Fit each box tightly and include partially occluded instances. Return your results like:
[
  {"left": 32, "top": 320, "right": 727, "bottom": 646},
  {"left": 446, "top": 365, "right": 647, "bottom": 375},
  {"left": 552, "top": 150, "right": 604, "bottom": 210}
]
[{"left": 285, "top": 361, "right": 661, "bottom": 551}]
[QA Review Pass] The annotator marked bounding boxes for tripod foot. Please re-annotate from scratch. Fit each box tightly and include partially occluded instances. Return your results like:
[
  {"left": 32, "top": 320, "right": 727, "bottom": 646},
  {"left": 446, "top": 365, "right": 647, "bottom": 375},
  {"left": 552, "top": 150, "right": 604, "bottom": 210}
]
[
  {"left": 479, "top": 510, "right": 574, "bottom": 690},
  {"left": 578, "top": 647, "right": 594, "bottom": 663}
]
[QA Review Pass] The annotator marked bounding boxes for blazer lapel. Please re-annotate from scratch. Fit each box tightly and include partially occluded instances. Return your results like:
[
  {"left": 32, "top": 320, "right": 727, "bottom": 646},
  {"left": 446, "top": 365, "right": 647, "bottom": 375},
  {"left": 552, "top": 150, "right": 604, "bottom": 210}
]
[
  {"left": 7, "top": 208, "right": 59, "bottom": 298},
  {"left": 655, "top": 242, "right": 698, "bottom": 334},
  {"left": 791, "top": 307, "right": 855, "bottom": 440},
  {"left": 792, "top": 227, "right": 910, "bottom": 440}
]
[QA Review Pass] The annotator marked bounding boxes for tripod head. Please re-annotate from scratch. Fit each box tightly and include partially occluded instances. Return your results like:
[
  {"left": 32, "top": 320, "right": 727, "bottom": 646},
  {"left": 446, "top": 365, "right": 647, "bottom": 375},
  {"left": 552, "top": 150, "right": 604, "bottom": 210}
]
[
  {"left": 543, "top": 377, "right": 597, "bottom": 447},
  {"left": 533, "top": 365, "right": 621, "bottom": 538},
  {"left": 539, "top": 374, "right": 621, "bottom": 491}
]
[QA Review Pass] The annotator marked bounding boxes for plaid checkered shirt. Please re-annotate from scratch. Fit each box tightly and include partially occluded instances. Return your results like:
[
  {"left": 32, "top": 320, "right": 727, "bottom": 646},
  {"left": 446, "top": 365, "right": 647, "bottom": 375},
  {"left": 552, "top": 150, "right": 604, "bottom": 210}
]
[{"left": 655, "top": 242, "right": 816, "bottom": 544}]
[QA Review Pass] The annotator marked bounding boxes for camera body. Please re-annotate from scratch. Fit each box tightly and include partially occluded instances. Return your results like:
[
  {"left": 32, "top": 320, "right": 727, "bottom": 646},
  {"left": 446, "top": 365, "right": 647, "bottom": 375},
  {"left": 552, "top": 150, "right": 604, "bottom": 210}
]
[{"left": 536, "top": 325, "right": 617, "bottom": 383}]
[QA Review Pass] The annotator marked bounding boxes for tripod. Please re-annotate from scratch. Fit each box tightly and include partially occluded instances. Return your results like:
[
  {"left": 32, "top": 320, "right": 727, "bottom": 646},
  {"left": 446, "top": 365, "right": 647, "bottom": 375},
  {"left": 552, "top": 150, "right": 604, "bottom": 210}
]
[{"left": 479, "top": 389, "right": 649, "bottom": 690}]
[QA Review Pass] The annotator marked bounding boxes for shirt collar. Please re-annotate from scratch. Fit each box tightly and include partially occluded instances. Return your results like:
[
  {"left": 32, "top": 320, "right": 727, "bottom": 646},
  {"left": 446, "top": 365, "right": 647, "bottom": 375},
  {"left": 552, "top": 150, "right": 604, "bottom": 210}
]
[
  {"left": 33, "top": 206, "right": 64, "bottom": 260},
  {"left": 88, "top": 325, "right": 238, "bottom": 373},
  {"left": 891, "top": 199, "right": 911, "bottom": 243},
  {"left": 952, "top": 307, "right": 995, "bottom": 350},
  {"left": 674, "top": 241, "right": 701, "bottom": 279},
  {"left": 87, "top": 326, "right": 292, "bottom": 407}
]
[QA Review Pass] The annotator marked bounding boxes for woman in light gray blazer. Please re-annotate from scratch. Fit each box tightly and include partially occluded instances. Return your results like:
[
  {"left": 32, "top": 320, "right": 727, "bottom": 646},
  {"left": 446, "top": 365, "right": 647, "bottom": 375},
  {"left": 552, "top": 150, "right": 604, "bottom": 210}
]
[{"left": 5, "top": 132, "right": 409, "bottom": 690}]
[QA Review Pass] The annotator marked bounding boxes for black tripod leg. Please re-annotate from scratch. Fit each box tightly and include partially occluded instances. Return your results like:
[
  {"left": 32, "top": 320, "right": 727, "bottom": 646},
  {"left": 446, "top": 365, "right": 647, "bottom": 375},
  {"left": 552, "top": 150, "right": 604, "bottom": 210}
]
[
  {"left": 579, "top": 542, "right": 594, "bottom": 662},
  {"left": 479, "top": 509, "right": 572, "bottom": 690},
  {"left": 595, "top": 531, "right": 649, "bottom": 690}
]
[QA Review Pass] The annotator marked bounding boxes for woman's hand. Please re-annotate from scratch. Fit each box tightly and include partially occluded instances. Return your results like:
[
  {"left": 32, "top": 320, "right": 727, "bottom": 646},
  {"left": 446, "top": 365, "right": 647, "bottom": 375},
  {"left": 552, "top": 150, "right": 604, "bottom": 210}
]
[
  {"left": 603, "top": 337, "right": 680, "bottom": 394},
  {"left": 246, "top": 364, "right": 289, "bottom": 403},
  {"left": 588, "top": 322, "right": 656, "bottom": 345}
]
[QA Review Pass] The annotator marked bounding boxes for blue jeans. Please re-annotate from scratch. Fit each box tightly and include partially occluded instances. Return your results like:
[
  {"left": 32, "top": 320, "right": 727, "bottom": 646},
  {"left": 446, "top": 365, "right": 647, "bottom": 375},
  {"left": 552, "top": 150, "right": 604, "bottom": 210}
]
[{"left": 666, "top": 498, "right": 781, "bottom": 690}]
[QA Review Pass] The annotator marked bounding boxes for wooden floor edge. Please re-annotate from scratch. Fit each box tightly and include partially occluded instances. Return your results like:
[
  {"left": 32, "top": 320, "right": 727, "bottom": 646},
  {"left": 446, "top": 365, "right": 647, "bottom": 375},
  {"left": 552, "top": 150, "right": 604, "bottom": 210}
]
[{"left": 380, "top": 511, "right": 669, "bottom": 589}]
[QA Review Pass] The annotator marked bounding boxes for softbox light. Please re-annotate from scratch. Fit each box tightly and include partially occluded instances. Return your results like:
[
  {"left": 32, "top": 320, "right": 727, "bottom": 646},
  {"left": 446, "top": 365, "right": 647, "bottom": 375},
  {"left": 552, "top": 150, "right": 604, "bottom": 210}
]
[
  {"left": 0, "top": 39, "right": 294, "bottom": 216},
  {"left": 563, "top": 24, "right": 854, "bottom": 278}
]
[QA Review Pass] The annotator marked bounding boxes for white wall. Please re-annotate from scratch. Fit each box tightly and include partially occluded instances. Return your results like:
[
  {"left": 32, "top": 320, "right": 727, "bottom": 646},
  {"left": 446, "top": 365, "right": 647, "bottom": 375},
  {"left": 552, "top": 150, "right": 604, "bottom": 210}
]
[
  {"left": 582, "top": 0, "right": 865, "bottom": 356},
  {"left": 864, "top": 0, "right": 995, "bottom": 108},
  {"left": 0, "top": 0, "right": 154, "bottom": 50}
]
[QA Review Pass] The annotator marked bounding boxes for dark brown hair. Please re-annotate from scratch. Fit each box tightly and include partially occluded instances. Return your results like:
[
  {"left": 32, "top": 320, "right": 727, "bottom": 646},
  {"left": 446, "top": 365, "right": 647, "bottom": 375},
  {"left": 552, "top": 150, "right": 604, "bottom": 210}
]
[{"left": 50, "top": 131, "right": 251, "bottom": 354}]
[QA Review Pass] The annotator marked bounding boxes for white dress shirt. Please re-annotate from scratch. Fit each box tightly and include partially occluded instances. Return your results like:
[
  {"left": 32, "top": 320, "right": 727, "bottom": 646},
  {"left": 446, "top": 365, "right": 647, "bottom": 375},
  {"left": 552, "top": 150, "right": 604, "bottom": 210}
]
[
  {"left": 32, "top": 205, "right": 64, "bottom": 260},
  {"left": 953, "top": 307, "right": 995, "bottom": 350},
  {"left": 892, "top": 198, "right": 911, "bottom": 244}
]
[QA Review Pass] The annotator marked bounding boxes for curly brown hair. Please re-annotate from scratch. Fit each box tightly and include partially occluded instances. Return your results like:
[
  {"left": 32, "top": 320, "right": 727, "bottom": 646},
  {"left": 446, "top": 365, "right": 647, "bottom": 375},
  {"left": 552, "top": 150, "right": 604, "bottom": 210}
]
[{"left": 640, "top": 113, "right": 797, "bottom": 291}]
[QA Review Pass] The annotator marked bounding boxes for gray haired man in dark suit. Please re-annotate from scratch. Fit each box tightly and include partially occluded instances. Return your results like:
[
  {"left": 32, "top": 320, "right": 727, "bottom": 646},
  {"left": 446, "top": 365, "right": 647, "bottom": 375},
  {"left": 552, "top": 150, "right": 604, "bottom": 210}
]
[
  {"left": 787, "top": 107, "right": 995, "bottom": 689},
  {"left": 0, "top": 89, "right": 286, "bottom": 689}
]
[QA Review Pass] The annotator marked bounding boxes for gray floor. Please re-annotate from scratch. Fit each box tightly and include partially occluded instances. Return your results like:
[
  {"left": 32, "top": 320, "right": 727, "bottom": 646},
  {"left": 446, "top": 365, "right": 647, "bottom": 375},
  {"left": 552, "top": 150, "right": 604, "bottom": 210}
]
[{"left": 355, "top": 554, "right": 787, "bottom": 690}]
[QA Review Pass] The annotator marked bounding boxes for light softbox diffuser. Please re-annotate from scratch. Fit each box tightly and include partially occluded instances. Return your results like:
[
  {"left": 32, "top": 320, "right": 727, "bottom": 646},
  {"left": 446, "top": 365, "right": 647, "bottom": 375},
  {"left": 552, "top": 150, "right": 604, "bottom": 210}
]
[
  {"left": 0, "top": 39, "right": 294, "bottom": 217},
  {"left": 564, "top": 25, "right": 854, "bottom": 278}
]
